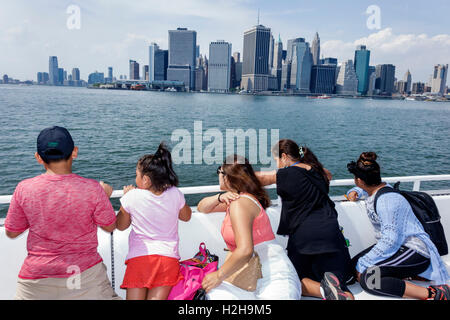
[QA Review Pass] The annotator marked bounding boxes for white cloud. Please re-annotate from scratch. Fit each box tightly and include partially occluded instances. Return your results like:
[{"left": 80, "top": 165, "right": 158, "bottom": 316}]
[{"left": 322, "top": 28, "right": 450, "bottom": 82}]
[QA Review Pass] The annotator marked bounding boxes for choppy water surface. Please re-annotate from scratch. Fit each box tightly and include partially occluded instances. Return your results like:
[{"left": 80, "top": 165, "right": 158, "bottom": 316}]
[{"left": 1, "top": 85, "right": 449, "bottom": 216}]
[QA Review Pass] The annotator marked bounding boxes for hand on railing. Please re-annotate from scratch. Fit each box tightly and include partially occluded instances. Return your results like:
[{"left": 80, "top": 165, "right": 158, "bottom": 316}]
[{"left": 100, "top": 181, "right": 113, "bottom": 198}]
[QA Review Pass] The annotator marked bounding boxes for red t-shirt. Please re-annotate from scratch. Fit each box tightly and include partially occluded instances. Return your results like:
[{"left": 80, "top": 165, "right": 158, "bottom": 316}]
[{"left": 5, "top": 173, "right": 116, "bottom": 279}]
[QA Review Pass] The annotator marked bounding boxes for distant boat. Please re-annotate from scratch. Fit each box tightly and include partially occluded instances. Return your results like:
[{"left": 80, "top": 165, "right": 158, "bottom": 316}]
[
  {"left": 307, "top": 95, "right": 332, "bottom": 99},
  {"left": 131, "top": 84, "right": 146, "bottom": 91},
  {"left": 405, "top": 97, "right": 416, "bottom": 101}
]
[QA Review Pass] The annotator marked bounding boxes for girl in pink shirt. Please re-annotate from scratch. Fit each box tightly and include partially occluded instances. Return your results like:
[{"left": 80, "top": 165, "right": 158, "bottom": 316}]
[{"left": 116, "top": 143, "right": 192, "bottom": 300}]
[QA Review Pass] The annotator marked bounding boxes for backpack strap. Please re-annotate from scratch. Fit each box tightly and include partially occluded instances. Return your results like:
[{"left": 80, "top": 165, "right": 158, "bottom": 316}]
[{"left": 373, "top": 186, "right": 396, "bottom": 215}]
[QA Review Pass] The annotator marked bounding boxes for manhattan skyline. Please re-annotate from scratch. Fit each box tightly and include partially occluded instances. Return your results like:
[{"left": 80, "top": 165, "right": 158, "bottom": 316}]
[{"left": 0, "top": 0, "right": 449, "bottom": 82}]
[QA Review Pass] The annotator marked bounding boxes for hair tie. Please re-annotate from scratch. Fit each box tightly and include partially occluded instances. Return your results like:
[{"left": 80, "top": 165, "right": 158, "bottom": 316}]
[{"left": 299, "top": 147, "right": 305, "bottom": 159}]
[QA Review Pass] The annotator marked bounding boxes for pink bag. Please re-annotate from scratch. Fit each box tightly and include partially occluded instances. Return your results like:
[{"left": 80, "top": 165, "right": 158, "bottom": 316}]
[{"left": 168, "top": 243, "right": 219, "bottom": 300}]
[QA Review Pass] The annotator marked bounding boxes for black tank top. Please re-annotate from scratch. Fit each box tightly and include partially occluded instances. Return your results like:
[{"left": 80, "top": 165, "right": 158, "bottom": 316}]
[{"left": 276, "top": 166, "right": 347, "bottom": 254}]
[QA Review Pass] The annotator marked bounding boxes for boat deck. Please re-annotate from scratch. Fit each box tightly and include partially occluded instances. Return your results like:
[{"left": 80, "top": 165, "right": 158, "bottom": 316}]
[{"left": 1, "top": 176, "right": 449, "bottom": 300}]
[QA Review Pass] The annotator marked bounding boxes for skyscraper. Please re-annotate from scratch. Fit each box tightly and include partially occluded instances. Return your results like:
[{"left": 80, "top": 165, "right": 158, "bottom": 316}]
[
  {"left": 354, "top": 45, "right": 371, "bottom": 95},
  {"left": 336, "top": 60, "right": 358, "bottom": 95},
  {"left": 375, "top": 64, "right": 396, "bottom": 96},
  {"left": 48, "top": 56, "right": 59, "bottom": 85},
  {"left": 404, "top": 70, "right": 412, "bottom": 94},
  {"left": 143, "top": 65, "right": 149, "bottom": 81},
  {"left": 311, "top": 32, "right": 320, "bottom": 66},
  {"left": 107, "top": 67, "right": 113, "bottom": 83},
  {"left": 167, "top": 28, "right": 197, "bottom": 90},
  {"left": 208, "top": 41, "right": 232, "bottom": 93},
  {"left": 272, "top": 35, "right": 283, "bottom": 90},
  {"left": 310, "top": 64, "right": 337, "bottom": 94},
  {"left": 129, "top": 60, "right": 140, "bottom": 80},
  {"left": 289, "top": 39, "right": 313, "bottom": 93},
  {"left": 431, "top": 64, "right": 448, "bottom": 96},
  {"left": 233, "top": 52, "right": 241, "bottom": 64},
  {"left": 58, "top": 68, "right": 64, "bottom": 85},
  {"left": 88, "top": 71, "right": 105, "bottom": 84},
  {"left": 367, "top": 67, "right": 377, "bottom": 96},
  {"left": 268, "top": 33, "right": 275, "bottom": 70},
  {"left": 241, "top": 24, "right": 271, "bottom": 92},
  {"left": 72, "top": 68, "right": 80, "bottom": 81}
]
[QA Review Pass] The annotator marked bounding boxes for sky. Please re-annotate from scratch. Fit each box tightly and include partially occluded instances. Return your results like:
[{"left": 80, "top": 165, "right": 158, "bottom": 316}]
[{"left": 0, "top": 0, "right": 449, "bottom": 83}]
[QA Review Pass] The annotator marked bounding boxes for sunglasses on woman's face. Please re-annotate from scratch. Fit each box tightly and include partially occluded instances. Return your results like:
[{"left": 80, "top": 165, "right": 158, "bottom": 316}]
[{"left": 217, "top": 166, "right": 225, "bottom": 176}]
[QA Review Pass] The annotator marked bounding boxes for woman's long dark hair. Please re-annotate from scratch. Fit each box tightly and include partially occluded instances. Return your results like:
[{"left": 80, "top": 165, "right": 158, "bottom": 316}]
[
  {"left": 222, "top": 154, "right": 271, "bottom": 209},
  {"left": 137, "top": 142, "right": 178, "bottom": 192},
  {"left": 272, "top": 139, "right": 329, "bottom": 183},
  {"left": 347, "top": 152, "right": 382, "bottom": 186}
]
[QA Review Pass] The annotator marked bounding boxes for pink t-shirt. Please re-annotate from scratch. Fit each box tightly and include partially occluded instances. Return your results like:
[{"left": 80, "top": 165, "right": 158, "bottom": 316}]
[
  {"left": 120, "top": 187, "right": 186, "bottom": 261},
  {"left": 5, "top": 173, "right": 116, "bottom": 279}
]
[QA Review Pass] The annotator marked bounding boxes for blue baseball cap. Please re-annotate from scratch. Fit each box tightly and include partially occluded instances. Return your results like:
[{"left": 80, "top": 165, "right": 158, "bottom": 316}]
[{"left": 37, "top": 126, "right": 74, "bottom": 162}]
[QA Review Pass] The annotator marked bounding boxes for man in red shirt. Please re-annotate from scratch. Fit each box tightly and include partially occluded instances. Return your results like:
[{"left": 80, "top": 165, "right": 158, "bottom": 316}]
[{"left": 5, "top": 126, "right": 120, "bottom": 300}]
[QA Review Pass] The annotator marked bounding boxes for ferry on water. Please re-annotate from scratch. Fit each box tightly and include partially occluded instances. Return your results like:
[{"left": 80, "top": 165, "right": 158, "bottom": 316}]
[
  {"left": 307, "top": 95, "right": 332, "bottom": 99},
  {"left": 1, "top": 174, "right": 449, "bottom": 300}
]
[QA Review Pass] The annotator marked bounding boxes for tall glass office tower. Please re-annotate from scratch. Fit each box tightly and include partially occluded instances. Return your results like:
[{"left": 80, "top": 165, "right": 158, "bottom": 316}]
[
  {"left": 167, "top": 28, "right": 197, "bottom": 90},
  {"left": 48, "top": 56, "right": 59, "bottom": 86},
  {"left": 354, "top": 45, "right": 371, "bottom": 95},
  {"left": 241, "top": 24, "right": 271, "bottom": 92}
]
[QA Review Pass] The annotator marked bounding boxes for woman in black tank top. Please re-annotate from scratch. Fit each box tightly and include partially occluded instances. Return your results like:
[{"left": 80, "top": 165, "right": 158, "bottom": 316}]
[{"left": 256, "top": 139, "right": 353, "bottom": 300}]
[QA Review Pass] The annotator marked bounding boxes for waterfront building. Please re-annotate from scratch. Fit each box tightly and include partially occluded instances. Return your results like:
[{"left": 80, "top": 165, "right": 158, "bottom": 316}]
[
  {"left": 336, "top": 60, "right": 358, "bottom": 95},
  {"left": 367, "top": 70, "right": 377, "bottom": 96},
  {"left": 194, "top": 67, "right": 205, "bottom": 91},
  {"left": 233, "top": 52, "right": 241, "bottom": 64},
  {"left": 320, "top": 57, "right": 338, "bottom": 65},
  {"left": 129, "top": 60, "right": 140, "bottom": 80},
  {"left": 289, "top": 39, "right": 313, "bottom": 93},
  {"left": 2, "top": 74, "right": 8, "bottom": 84},
  {"left": 311, "top": 32, "right": 320, "bottom": 66},
  {"left": 234, "top": 61, "right": 242, "bottom": 88},
  {"left": 431, "top": 64, "right": 448, "bottom": 96},
  {"left": 310, "top": 64, "right": 337, "bottom": 94},
  {"left": 404, "top": 70, "right": 412, "bottom": 94},
  {"left": 375, "top": 64, "right": 396, "bottom": 96},
  {"left": 58, "top": 68, "right": 64, "bottom": 85},
  {"left": 107, "top": 67, "right": 113, "bottom": 83},
  {"left": 268, "top": 33, "right": 275, "bottom": 70},
  {"left": 230, "top": 57, "right": 236, "bottom": 89},
  {"left": 149, "top": 43, "right": 168, "bottom": 81},
  {"left": 72, "top": 68, "right": 81, "bottom": 81},
  {"left": 143, "top": 65, "right": 149, "bottom": 81},
  {"left": 396, "top": 80, "right": 408, "bottom": 94},
  {"left": 280, "top": 61, "right": 292, "bottom": 91},
  {"left": 48, "top": 56, "right": 59, "bottom": 85},
  {"left": 208, "top": 40, "right": 232, "bottom": 93},
  {"left": 155, "top": 49, "right": 168, "bottom": 81},
  {"left": 88, "top": 71, "right": 105, "bottom": 84},
  {"left": 241, "top": 24, "right": 271, "bottom": 92},
  {"left": 272, "top": 35, "right": 283, "bottom": 90},
  {"left": 37, "top": 72, "right": 49, "bottom": 85},
  {"left": 281, "top": 38, "right": 304, "bottom": 91},
  {"left": 354, "top": 45, "right": 371, "bottom": 95},
  {"left": 167, "top": 28, "right": 197, "bottom": 90},
  {"left": 412, "top": 82, "right": 425, "bottom": 94},
  {"left": 268, "top": 75, "right": 278, "bottom": 91}
]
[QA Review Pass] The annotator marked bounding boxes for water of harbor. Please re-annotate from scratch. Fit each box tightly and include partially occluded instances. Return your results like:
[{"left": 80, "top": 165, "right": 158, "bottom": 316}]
[{"left": 1, "top": 85, "right": 449, "bottom": 217}]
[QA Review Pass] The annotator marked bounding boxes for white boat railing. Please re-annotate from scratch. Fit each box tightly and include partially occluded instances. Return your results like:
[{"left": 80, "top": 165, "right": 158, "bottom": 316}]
[{"left": 0, "top": 174, "right": 450, "bottom": 205}]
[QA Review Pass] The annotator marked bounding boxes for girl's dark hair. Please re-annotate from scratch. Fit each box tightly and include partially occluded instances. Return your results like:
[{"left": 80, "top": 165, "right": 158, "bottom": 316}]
[
  {"left": 137, "top": 142, "right": 178, "bottom": 192},
  {"left": 347, "top": 152, "right": 382, "bottom": 186},
  {"left": 272, "top": 139, "right": 329, "bottom": 183},
  {"left": 221, "top": 155, "right": 271, "bottom": 209}
]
